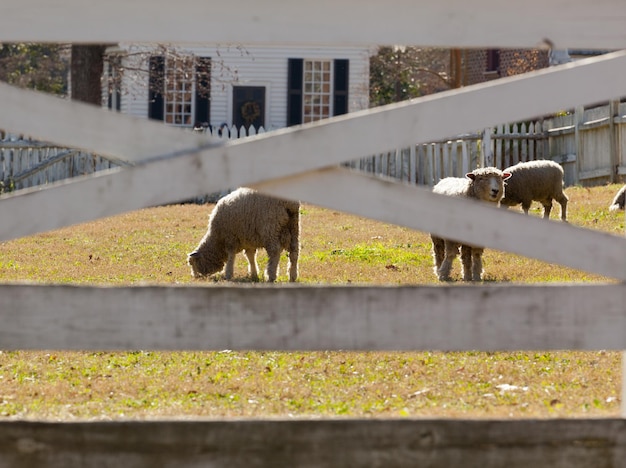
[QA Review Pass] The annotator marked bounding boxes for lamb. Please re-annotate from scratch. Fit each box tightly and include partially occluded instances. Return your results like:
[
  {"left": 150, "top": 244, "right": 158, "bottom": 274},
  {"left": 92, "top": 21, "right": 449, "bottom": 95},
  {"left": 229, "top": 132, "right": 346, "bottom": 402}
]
[
  {"left": 609, "top": 184, "right": 626, "bottom": 211},
  {"left": 431, "top": 167, "right": 511, "bottom": 282},
  {"left": 499, "top": 160, "right": 568, "bottom": 221},
  {"left": 187, "top": 188, "right": 300, "bottom": 282}
]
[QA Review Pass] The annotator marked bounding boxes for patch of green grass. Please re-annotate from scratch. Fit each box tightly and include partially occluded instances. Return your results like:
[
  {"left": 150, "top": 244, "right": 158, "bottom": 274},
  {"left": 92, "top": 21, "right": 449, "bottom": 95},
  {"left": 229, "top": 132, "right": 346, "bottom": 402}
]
[{"left": 313, "top": 242, "right": 430, "bottom": 266}]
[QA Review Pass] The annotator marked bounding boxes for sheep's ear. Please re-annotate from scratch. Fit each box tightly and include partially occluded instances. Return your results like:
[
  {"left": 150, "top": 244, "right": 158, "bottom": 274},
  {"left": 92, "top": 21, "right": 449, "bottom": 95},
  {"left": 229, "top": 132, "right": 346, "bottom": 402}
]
[
  {"left": 465, "top": 172, "right": 476, "bottom": 180},
  {"left": 502, "top": 172, "right": 512, "bottom": 180},
  {"left": 188, "top": 251, "right": 200, "bottom": 259}
]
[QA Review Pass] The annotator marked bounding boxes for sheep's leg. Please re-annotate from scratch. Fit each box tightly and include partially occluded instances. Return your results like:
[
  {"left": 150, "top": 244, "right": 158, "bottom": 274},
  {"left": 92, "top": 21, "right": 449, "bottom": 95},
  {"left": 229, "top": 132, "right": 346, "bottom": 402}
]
[
  {"left": 264, "top": 245, "right": 281, "bottom": 282},
  {"left": 431, "top": 236, "right": 445, "bottom": 273},
  {"left": 541, "top": 199, "right": 553, "bottom": 219},
  {"left": 224, "top": 252, "right": 236, "bottom": 280},
  {"left": 244, "top": 248, "right": 259, "bottom": 281},
  {"left": 287, "top": 247, "right": 299, "bottom": 282},
  {"left": 460, "top": 245, "right": 473, "bottom": 282},
  {"left": 437, "top": 240, "right": 459, "bottom": 281},
  {"left": 286, "top": 211, "right": 300, "bottom": 282},
  {"left": 521, "top": 201, "right": 531, "bottom": 215},
  {"left": 555, "top": 194, "right": 568, "bottom": 221},
  {"left": 471, "top": 247, "right": 484, "bottom": 282}
]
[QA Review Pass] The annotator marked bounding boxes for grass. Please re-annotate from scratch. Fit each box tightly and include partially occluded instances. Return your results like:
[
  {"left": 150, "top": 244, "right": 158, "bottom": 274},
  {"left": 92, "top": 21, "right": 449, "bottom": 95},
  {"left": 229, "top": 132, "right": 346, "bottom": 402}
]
[{"left": 0, "top": 183, "right": 624, "bottom": 420}]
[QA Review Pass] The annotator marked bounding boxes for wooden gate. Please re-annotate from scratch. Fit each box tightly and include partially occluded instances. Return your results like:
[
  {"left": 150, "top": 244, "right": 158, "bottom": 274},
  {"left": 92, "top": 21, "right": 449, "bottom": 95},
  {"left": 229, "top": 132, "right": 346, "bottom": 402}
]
[{"left": 0, "top": 1, "right": 626, "bottom": 466}]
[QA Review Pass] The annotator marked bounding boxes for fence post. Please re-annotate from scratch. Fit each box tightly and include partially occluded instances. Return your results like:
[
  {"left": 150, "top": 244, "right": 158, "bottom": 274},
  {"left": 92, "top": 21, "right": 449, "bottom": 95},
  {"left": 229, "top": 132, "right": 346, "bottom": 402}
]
[
  {"left": 481, "top": 128, "right": 492, "bottom": 167},
  {"left": 541, "top": 119, "right": 550, "bottom": 161},
  {"left": 574, "top": 106, "right": 584, "bottom": 185},
  {"left": 609, "top": 100, "right": 620, "bottom": 183}
]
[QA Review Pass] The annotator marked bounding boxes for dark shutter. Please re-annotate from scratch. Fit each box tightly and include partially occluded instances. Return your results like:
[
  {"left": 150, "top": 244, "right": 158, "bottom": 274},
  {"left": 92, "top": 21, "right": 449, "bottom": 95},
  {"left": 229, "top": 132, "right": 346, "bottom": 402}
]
[
  {"left": 333, "top": 59, "right": 349, "bottom": 116},
  {"left": 195, "top": 57, "right": 211, "bottom": 126},
  {"left": 148, "top": 56, "right": 164, "bottom": 121},
  {"left": 107, "top": 61, "right": 113, "bottom": 109},
  {"left": 287, "top": 58, "right": 303, "bottom": 126},
  {"left": 115, "top": 88, "right": 121, "bottom": 111}
]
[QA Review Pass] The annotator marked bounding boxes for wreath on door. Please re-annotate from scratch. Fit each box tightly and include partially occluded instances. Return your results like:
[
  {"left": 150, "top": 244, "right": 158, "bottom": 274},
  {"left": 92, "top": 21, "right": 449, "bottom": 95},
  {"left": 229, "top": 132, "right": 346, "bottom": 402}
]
[{"left": 241, "top": 100, "right": 261, "bottom": 125}]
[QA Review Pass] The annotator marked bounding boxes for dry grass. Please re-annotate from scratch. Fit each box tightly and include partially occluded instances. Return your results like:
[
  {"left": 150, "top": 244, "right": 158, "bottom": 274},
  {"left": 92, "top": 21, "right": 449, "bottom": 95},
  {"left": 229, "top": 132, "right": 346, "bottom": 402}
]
[{"left": 0, "top": 182, "right": 624, "bottom": 420}]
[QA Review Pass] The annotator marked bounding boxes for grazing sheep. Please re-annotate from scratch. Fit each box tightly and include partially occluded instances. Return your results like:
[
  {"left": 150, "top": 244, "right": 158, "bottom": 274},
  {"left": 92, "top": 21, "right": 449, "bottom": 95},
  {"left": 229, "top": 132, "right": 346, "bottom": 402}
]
[
  {"left": 499, "top": 160, "right": 568, "bottom": 221},
  {"left": 431, "top": 167, "right": 511, "bottom": 282},
  {"left": 609, "top": 184, "right": 626, "bottom": 212},
  {"left": 188, "top": 188, "right": 300, "bottom": 282}
]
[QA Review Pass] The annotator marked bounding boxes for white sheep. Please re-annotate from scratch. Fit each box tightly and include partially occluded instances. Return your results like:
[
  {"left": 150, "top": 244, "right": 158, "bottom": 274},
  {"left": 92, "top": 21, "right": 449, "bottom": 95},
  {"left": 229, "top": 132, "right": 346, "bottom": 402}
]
[
  {"left": 609, "top": 184, "right": 626, "bottom": 212},
  {"left": 431, "top": 167, "right": 511, "bottom": 282},
  {"left": 499, "top": 160, "right": 568, "bottom": 221},
  {"left": 188, "top": 188, "right": 300, "bottom": 282}
]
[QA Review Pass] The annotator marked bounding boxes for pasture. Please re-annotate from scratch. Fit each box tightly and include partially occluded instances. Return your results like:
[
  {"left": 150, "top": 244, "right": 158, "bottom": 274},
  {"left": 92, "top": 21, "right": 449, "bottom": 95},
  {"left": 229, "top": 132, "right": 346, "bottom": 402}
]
[{"left": 0, "top": 183, "right": 623, "bottom": 420}]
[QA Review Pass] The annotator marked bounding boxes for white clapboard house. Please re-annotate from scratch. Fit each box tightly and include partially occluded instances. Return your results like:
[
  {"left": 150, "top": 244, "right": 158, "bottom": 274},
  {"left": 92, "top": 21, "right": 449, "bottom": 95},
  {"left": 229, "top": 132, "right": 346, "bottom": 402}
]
[{"left": 104, "top": 44, "right": 373, "bottom": 131}]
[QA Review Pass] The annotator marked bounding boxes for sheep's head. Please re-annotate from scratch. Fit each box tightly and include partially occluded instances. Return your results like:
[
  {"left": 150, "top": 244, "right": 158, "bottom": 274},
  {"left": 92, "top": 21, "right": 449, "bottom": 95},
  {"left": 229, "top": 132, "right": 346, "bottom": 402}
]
[
  {"left": 187, "top": 249, "right": 226, "bottom": 278},
  {"left": 466, "top": 168, "right": 511, "bottom": 203}
]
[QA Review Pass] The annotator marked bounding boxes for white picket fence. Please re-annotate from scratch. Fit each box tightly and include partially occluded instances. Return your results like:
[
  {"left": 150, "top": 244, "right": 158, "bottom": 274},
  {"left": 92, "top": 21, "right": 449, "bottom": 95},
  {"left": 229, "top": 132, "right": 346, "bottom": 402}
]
[
  {"left": 348, "top": 120, "right": 546, "bottom": 186},
  {"left": 0, "top": 119, "right": 562, "bottom": 192},
  {"left": 5, "top": 107, "right": 624, "bottom": 194},
  {"left": 0, "top": 127, "right": 252, "bottom": 192},
  {"left": 1, "top": 1, "right": 626, "bottom": 466},
  {"left": 0, "top": 138, "right": 124, "bottom": 191}
]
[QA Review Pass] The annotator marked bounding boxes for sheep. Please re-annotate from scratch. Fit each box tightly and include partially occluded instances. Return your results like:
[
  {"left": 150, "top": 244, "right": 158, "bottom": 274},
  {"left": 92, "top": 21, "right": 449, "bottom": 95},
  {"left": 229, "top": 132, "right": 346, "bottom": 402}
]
[
  {"left": 187, "top": 188, "right": 300, "bottom": 282},
  {"left": 499, "top": 160, "right": 568, "bottom": 221},
  {"left": 431, "top": 167, "right": 511, "bottom": 282},
  {"left": 609, "top": 184, "right": 626, "bottom": 211}
]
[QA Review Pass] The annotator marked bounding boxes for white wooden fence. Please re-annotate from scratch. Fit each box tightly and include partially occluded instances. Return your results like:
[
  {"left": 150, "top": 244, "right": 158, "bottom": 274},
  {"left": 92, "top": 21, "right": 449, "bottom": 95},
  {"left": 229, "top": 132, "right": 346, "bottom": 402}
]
[
  {"left": 355, "top": 108, "right": 625, "bottom": 188},
  {"left": 2, "top": 100, "right": 624, "bottom": 194},
  {"left": 0, "top": 0, "right": 626, "bottom": 466},
  {"left": 5, "top": 104, "right": 624, "bottom": 193},
  {"left": 0, "top": 137, "right": 125, "bottom": 191},
  {"left": 0, "top": 127, "right": 251, "bottom": 192}
]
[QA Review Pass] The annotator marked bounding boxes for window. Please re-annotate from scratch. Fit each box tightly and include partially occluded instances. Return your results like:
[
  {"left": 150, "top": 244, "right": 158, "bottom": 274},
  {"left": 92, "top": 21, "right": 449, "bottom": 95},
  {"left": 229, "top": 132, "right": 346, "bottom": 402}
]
[
  {"left": 164, "top": 56, "right": 194, "bottom": 126},
  {"left": 303, "top": 60, "right": 332, "bottom": 123},
  {"left": 148, "top": 55, "right": 211, "bottom": 127},
  {"left": 486, "top": 49, "right": 500, "bottom": 73},
  {"left": 287, "top": 58, "right": 349, "bottom": 126}
]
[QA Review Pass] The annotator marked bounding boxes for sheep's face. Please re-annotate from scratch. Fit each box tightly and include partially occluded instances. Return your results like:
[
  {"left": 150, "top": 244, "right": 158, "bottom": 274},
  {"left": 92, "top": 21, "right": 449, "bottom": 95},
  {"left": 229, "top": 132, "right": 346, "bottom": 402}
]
[
  {"left": 466, "top": 169, "right": 511, "bottom": 203},
  {"left": 187, "top": 250, "right": 225, "bottom": 278}
]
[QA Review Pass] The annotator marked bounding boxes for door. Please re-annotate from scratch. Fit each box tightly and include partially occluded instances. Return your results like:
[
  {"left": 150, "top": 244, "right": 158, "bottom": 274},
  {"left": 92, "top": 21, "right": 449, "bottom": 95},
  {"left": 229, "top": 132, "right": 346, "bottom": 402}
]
[{"left": 233, "top": 86, "right": 265, "bottom": 131}]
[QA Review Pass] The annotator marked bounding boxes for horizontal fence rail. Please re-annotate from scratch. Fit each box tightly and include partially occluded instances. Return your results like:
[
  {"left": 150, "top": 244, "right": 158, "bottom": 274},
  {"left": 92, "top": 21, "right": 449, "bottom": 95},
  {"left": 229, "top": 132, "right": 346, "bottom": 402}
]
[
  {"left": 1, "top": 283, "right": 625, "bottom": 351},
  {"left": 2, "top": 0, "right": 626, "bottom": 49},
  {"left": 1, "top": 419, "right": 625, "bottom": 468}
]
